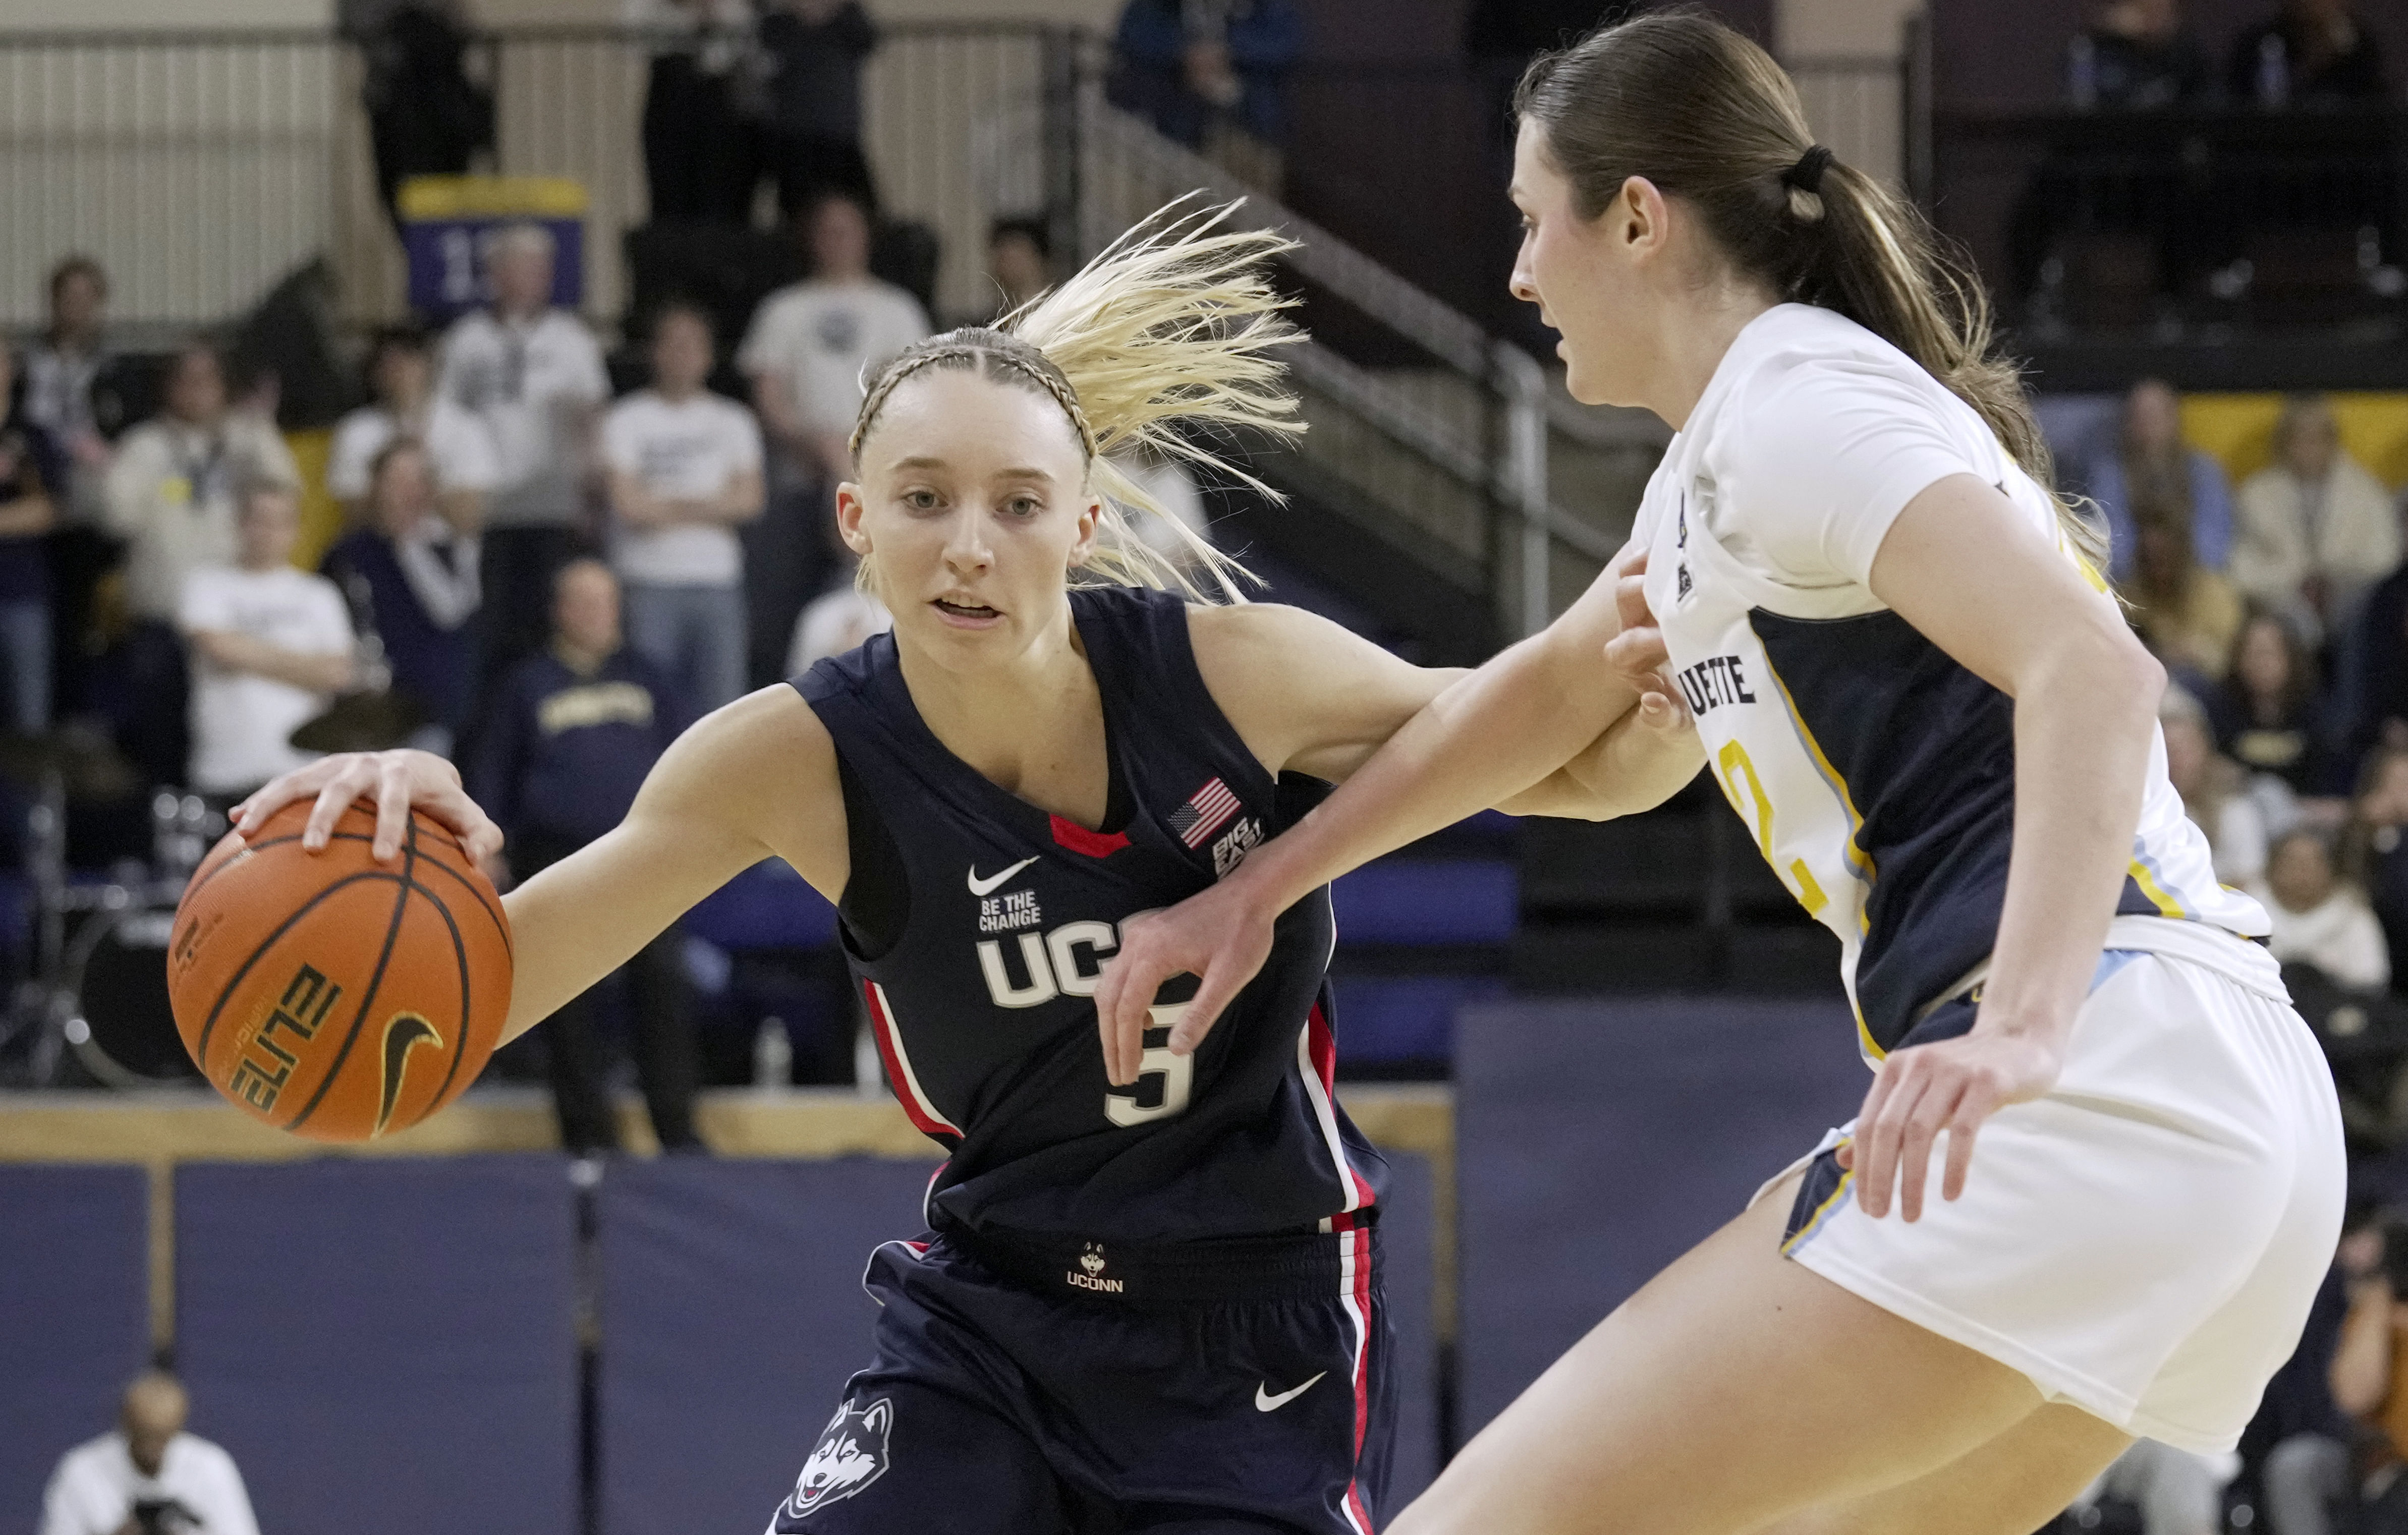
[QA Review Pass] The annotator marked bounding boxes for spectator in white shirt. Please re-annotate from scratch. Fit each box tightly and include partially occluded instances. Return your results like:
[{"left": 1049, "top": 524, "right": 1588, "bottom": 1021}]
[
  {"left": 787, "top": 578, "right": 891, "bottom": 674},
  {"left": 22, "top": 254, "right": 116, "bottom": 523},
  {"left": 100, "top": 344, "right": 299, "bottom": 786},
  {"left": 327, "top": 326, "right": 498, "bottom": 533},
  {"left": 2230, "top": 393, "right": 2402, "bottom": 642},
  {"left": 39, "top": 1371, "right": 260, "bottom": 1535},
  {"left": 179, "top": 482, "right": 355, "bottom": 799},
  {"left": 737, "top": 190, "right": 927, "bottom": 686},
  {"left": 436, "top": 222, "right": 609, "bottom": 679},
  {"left": 603, "top": 302, "right": 764, "bottom": 712},
  {"left": 102, "top": 345, "right": 299, "bottom": 629},
  {"left": 2256, "top": 826, "right": 2391, "bottom": 994}
]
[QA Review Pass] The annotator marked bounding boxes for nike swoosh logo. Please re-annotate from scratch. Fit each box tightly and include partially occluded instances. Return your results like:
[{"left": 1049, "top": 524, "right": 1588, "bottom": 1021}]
[
  {"left": 1255, "top": 1372, "right": 1327, "bottom": 1412},
  {"left": 375, "top": 1012, "right": 444, "bottom": 1137},
  {"left": 967, "top": 857, "right": 1039, "bottom": 897}
]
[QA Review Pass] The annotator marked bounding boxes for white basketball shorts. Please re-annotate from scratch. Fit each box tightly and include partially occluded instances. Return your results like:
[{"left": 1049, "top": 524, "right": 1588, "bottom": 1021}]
[{"left": 1765, "top": 919, "right": 2345, "bottom": 1453}]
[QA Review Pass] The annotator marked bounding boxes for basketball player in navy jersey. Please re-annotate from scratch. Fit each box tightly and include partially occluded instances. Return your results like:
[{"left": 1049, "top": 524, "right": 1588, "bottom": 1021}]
[{"left": 234, "top": 206, "right": 1696, "bottom": 1533}]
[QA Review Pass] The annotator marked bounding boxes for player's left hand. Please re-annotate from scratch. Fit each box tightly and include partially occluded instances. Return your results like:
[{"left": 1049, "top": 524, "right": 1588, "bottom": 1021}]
[{"left": 1836, "top": 1023, "right": 2064, "bottom": 1222}]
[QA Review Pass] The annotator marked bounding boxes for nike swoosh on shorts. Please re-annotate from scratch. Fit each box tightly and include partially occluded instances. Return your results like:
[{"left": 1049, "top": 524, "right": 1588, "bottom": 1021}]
[{"left": 1255, "top": 1372, "right": 1327, "bottom": 1412}]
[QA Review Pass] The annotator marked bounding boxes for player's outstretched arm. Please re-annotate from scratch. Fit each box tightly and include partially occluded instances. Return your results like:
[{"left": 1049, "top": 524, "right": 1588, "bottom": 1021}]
[
  {"left": 1097, "top": 553, "right": 1651, "bottom": 1086},
  {"left": 236, "top": 687, "right": 852, "bottom": 1046}
]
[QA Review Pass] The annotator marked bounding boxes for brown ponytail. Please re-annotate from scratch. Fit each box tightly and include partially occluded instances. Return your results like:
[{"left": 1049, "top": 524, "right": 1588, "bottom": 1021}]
[{"left": 1515, "top": 7, "right": 2104, "bottom": 567}]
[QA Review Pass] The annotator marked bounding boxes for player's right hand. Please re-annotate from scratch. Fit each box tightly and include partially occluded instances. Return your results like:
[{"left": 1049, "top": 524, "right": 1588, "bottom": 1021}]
[
  {"left": 1094, "top": 874, "right": 1279, "bottom": 1087},
  {"left": 233, "top": 750, "right": 503, "bottom": 866}
]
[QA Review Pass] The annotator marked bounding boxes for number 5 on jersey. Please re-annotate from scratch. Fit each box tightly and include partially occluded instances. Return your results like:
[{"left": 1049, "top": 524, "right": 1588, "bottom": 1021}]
[{"left": 974, "top": 921, "right": 1193, "bottom": 1126}]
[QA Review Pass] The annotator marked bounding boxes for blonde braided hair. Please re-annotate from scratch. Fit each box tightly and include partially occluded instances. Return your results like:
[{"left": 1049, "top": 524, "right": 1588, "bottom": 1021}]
[{"left": 848, "top": 197, "right": 1304, "bottom": 604}]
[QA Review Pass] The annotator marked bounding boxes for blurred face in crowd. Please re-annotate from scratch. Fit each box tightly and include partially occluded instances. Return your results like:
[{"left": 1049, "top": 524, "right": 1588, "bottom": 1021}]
[
  {"left": 237, "top": 489, "right": 301, "bottom": 571},
  {"left": 121, "top": 1373, "right": 187, "bottom": 1478},
  {"left": 369, "top": 443, "right": 436, "bottom": 538},
  {"left": 2235, "top": 616, "right": 2295, "bottom": 703},
  {"left": 2268, "top": 832, "right": 2337, "bottom": 914},
  {"left": 990, "top": 231, "right": 1048, "bottom": 309},
  {"left": 838, "top": 368, "right": 1099, "bottom": 678},
  {"left": 2123, "top": 379, "right": 2183, "bottom": 456},
  {"left": 50, "top": 266, "right": 105, "bottom": 345},
  {"left": 2361, "top": 753, "right": 2408, "bottom": 826},
  {"left": 2279, "top": 404, "right": 2340, "bottom": 483},
  {"left": 165, "top": 348, "right": 227, "bottom": 428},
  {"left": 810, "top": 197, "right": 873, "bottom": 282},
  {"left": 553, "top": 559, "right": 622, "bottom": 658},
  {"left": 2160, "top": 711, "right": 2208, "bottom": 797},
  {"left": 487, "top": 236, "right": 555, "bottom": 319},
  {"left": 650, "top": 310, "right": 715, "bottom": 398},
  {"left": 2133, "top": 515, "right": 2192, "bottom": 593},
  {"left": 2340, "top": 1219, "right": 2386, "bottom": 1279},
  {"left": 372, "top": 341, "right": 432, "bottom": 413}
]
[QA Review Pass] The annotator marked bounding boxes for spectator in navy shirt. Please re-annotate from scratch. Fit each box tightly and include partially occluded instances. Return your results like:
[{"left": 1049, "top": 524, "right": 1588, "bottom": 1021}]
[
  {"left": 473, "top": 558, "right": 701, "bottom": 1155},
  {"left": 0, "top": 343, "right": 61, "bottom": 736},
  {"left": 319, "top": 439, "right": 482, "bottom": 752}
]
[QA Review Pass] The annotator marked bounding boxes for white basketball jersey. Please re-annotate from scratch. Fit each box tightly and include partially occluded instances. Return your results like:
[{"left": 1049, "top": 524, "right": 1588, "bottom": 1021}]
[{"left": 1635, "top": 305, "right": 2267, "bottom": 1059}]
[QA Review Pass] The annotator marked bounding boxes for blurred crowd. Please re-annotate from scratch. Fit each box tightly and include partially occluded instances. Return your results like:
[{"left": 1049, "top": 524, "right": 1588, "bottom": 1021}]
[{"left": 2071, "top": 378, "right": 2408, "bottom": 1143}]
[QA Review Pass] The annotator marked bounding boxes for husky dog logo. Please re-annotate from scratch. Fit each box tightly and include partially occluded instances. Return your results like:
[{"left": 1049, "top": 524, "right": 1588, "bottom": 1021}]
[
  {"left": 1068, "top": 1241, "right": 1125, "bottom": 1293},
  {"left": 781, "top": 1398, "right": 893, "bottom": 1518}
]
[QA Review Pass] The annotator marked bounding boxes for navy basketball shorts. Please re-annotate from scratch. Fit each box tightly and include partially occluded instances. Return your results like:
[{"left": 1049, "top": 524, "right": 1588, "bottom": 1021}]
[{"left": 765, "top": 1219, "right": 1396, "bottom": 1534}]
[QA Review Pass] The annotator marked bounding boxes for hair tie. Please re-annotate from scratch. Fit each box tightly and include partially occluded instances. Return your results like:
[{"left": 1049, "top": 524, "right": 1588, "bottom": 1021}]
[{"left": 1782, "top": 145, "right": 1836, "bottom": 196}]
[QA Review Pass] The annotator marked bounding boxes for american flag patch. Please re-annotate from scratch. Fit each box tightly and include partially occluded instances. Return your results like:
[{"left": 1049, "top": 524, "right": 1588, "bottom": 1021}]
[{"left": 1167, "top": 777, "right": 1242, "bottom": 849}]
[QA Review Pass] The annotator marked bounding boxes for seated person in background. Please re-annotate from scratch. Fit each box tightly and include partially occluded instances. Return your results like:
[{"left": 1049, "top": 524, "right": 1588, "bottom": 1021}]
[
  {"left": 472, "top": 558, "right": 701, "bottom": 1157},
  {"left": 102, "top": 344, "right": 299, "bottom": 633},
  {"left": 2212, "top": 608, "right": 2337, "bottom": 798},
  {"left": 986, "top": 215, "right": 1052, "bottom": 319},
  {"left": 2066, "top": 1439, "right": 2237, "bottom": 1535},
  {"left": 0, "top": 340, "right": 62, "bottom": 735},
  {"left": 2227, "top": 0, "right": 2388, "bottom": 105},
  {"left": 2067, "top": 0, "right": 2212, "bottom": 108},
  {"left": 2233, "top": 394, "right": 2400, "bottom": 641},
  {"left": 2165, "top": 687, "right": 2271, "bottom": 884},
  {"left": 326, "top": 325, "right": 497, "bottom": 533},
  {"left": 319, "top": 439, "right": 481, "bottom": 753},
  {"left": 2089, "top": 378, "right": 2234, "bottom": 584},
  {"left": 39, "top": 1370, "right": 260, "bottom": 1535},
  {"left": 602, "top": 301, "right": 764, "bottom": 714},
  {"left": 179, "top": 483, "right": 354, "bottom": 803},
  {"left": 1111, "top": 0, "right": 1304, "bottom": 184},
  {"left": 2254, "top": 1203, "right": 2382, "bottom": 1535},
  {"left": 2122, "top": 492, "right": 2244, "bottom": 688},
  {"left": 2258, "top": 826, "right": 2391, "bottom": 993},
  {"left": 2345, "top": 745, "right": 2408, "bottom": 992}
]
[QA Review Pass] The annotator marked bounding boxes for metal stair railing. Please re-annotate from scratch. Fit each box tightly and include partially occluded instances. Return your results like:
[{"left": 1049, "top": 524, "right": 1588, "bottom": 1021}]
[{"left": 1073, "top": 83, "right": 1634, "bottom": 640}]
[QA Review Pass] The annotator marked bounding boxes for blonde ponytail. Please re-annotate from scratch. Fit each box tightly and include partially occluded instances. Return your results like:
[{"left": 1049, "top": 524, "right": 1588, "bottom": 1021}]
[{"left": 850, "top": 197, "right": 1305, "bottom": 604}]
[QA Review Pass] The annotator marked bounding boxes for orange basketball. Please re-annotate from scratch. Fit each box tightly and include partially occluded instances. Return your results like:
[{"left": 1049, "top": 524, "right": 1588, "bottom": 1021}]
[{"left": 169, "top": 798, "right": 514, "bottom": 1142}]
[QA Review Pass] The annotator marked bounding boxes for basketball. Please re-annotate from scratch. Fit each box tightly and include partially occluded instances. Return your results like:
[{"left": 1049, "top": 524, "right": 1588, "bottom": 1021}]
[{"left": 167, "top": 798, "right": 514, "bottom": 1143}]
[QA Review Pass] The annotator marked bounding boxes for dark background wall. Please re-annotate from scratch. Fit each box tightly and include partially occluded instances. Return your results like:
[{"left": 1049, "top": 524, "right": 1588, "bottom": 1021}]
[{"left": 1934, "top": 0, "right": 2408, "bottom": 105}]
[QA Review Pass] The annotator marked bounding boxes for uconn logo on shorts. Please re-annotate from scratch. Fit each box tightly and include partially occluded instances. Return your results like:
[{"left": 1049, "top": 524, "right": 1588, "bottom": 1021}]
[{"left": 779, "top": 1398, "right": 893, "bottom": 1520}]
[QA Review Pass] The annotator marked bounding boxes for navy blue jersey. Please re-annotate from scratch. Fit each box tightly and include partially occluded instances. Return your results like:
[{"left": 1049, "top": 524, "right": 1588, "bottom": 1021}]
[{"left": 795, "top": 586, "right": 1386, "bottom": 1243}]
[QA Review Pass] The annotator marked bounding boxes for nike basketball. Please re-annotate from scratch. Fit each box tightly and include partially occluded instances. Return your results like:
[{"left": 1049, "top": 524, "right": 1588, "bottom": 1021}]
[{"left": 167, "top": 798, "right": 513, "bottom": 1142}]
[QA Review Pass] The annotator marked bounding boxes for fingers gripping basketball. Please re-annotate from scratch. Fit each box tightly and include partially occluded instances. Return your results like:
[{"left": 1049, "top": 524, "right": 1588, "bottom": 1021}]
[{"left": 169, "top": 798, "right": 515, "bottom": 1142}]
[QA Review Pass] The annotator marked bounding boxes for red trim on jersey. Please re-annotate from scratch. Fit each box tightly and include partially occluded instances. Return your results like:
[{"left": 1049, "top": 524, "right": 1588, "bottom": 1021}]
[
  {"left": 1049, "top": 814, "right": 1131, "bottom": 858},
  {"left": 1308, "top": 1004, "right": 1379, "bottom": 1211},
  {"left": 1333, "top": 1211, "right": 1377, "bottom": 1534},
  {"left": 864, "top": 981, "right": 963, "bottom": 1142}
]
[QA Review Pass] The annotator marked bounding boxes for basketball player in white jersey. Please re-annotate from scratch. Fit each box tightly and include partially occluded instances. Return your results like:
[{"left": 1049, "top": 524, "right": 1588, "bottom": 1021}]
[{"left": 1099, "top": 13, "right": 2344, "bottom": 1533}]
